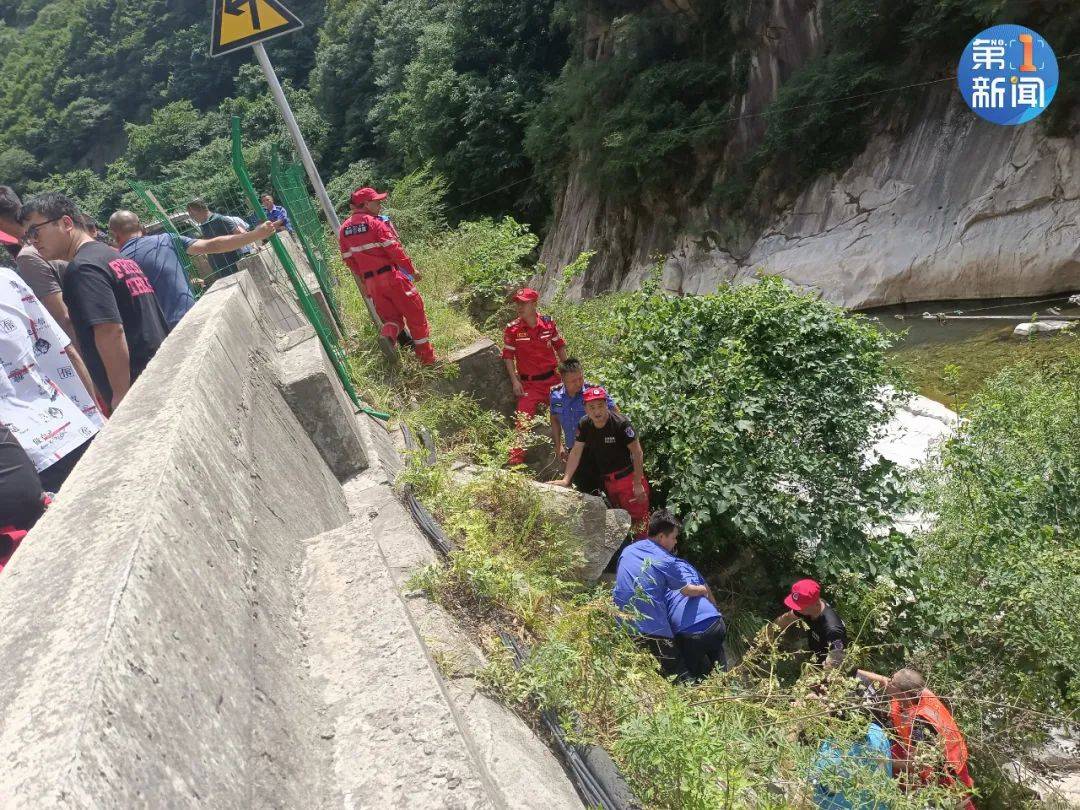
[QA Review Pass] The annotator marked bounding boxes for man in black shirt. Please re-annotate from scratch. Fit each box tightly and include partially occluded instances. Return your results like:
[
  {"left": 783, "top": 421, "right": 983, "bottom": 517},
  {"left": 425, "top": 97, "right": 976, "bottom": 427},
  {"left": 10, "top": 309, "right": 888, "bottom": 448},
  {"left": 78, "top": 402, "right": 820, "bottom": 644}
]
[
  {"left": 550, "top": 386, "right": 651, "bottom": 533},
  {"left": 22, "top": 193, "right": 168, "bottom": 412},
  {"left": 773, "top": 578, "right": 848, "bottom": 669},
  {"left": 186, "top": 200, "right": 245, "bottom": 283}
]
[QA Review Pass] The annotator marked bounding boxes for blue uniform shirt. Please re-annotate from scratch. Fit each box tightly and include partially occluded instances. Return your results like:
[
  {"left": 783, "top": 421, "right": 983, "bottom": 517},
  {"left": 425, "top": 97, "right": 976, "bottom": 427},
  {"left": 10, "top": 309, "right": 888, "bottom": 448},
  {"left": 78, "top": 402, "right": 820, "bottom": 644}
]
[
  {"left": 119, "top": 232, "right": 196, "bottom": 331},
  {"left": 265, "top": 204, "right": 292, "bottom": 232},
  {"left": 550, "top": 382, "right": 615, "bottom": 448},
  {"left": 665, "top": 559, "right": 720, "bottom": 634},
  {"left": 613, "top": 539, "right": 689, "bottom": 638}
]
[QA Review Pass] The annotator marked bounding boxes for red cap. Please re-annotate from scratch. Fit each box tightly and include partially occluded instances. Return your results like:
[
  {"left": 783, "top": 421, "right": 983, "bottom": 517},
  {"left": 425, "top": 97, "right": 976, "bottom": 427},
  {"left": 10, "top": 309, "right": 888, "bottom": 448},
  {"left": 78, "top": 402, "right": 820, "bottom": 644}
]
[
  {"left": 784, "top": 579, "right": 821, "bottom": 611},
  {"left": 582, "top": 386, "right": 609, "bottom": 403},
  {"left": 0, "top": 230, "right": 18, "bottom": 247},
  {"left": 350, "top": 187, "right": 388, "bottom": 206},
  {"left": 512, "top": 287, "right": 539, "bottom": 303}
]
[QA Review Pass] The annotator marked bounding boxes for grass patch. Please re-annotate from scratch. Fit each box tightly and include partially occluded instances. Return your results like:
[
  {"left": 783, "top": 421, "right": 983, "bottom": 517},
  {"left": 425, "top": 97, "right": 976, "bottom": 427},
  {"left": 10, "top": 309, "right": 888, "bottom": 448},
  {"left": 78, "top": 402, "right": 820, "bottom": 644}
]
[{"left": 890, "top": 326, "right": 1079, "bottom": 407}]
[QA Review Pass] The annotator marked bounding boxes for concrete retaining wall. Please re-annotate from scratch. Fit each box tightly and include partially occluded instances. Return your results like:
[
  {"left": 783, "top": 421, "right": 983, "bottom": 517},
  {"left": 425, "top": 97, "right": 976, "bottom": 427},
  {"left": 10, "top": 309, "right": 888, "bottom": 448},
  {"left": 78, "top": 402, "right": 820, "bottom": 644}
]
[
  {"left": 0, "top": 274, "right": 350, "bottom": 806},
  {"left": 0, "top": 252, "right": 582, "bottom": 807}
]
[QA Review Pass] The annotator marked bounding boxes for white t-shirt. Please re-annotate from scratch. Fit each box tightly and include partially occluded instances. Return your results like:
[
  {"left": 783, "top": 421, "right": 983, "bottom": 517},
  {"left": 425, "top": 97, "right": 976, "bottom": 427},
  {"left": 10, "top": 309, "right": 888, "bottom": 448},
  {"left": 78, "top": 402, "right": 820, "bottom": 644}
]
[{"left": 0, "top": 268, "right": 103, "bottom": 472}]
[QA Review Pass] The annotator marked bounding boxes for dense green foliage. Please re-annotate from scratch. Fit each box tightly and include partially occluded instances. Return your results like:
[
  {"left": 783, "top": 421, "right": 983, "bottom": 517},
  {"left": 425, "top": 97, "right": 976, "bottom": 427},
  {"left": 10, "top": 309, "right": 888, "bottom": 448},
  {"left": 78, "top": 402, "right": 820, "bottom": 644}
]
[
  {"left": 403, "top": 458, "right": 959, "bottom": 810},
  {"left": 525, "top": 2, "right": 738, "bottom": 201},
  {"left": 591, "top": 277, "right": 906, "bottom": 569},
  {"left": 0, "top": 0, "right": 324, "bottom": 187},
  {"left": 5, "top": 0, "right": 1077, "bottom": 236},
  {"left": 529, "top": 0, "right": 1080, "bottom": 221},
  {"left": 312, "top": 0, "right": 569, "bottom": 217},
  {"left": 906, "top": 356, "right": 1080, "bottom": 731}
]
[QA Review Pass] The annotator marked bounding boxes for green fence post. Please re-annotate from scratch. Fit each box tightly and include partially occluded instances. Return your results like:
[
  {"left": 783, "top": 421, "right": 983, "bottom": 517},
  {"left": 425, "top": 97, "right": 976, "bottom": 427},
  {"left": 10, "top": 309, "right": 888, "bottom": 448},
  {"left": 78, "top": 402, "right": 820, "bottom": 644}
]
[{"left": 229, "top": 116, "right": 362, "bottom": 407}]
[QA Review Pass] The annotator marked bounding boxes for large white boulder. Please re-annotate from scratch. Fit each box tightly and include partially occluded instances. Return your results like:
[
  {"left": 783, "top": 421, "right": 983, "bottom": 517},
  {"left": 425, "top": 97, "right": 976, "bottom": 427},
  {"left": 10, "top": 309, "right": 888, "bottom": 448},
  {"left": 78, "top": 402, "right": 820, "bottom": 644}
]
[{"left": 1012, "top": 320, "right": 1075, "bottom": 338}]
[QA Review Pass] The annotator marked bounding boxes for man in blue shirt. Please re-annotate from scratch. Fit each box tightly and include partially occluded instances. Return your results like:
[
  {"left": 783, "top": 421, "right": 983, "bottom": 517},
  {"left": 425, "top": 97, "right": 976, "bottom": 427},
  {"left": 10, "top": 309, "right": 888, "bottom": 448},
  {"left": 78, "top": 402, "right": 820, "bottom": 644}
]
[
  {"left": 549, "top": 357, "right": 617, "bottom": 495},
  {"left": 109, "top": 211, "right": 276, "bottom": 331},
  {"left": 666, "top": 557, "right": 727, "bottom": 679},
  {"left": 613, "top": 509, "right": 709, "bottom": 679},
  {"left": 261, "top": 194, "right": 293, "bottom": 233}
]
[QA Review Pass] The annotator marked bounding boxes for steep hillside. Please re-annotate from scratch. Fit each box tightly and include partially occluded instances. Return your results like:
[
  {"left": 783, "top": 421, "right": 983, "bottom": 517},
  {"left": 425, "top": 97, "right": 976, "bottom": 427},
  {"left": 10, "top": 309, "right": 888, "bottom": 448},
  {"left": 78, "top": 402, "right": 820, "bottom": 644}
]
[{"left": 0, "top": 0, "right": 325, "bottom": 184}]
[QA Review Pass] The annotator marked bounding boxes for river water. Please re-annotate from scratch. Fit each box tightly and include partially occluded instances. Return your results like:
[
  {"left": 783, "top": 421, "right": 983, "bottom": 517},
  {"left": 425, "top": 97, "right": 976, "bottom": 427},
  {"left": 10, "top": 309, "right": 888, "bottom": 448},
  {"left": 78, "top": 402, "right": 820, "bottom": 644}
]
[{"left": 865, "top": 293, "right": 1080, "bottom": 348}]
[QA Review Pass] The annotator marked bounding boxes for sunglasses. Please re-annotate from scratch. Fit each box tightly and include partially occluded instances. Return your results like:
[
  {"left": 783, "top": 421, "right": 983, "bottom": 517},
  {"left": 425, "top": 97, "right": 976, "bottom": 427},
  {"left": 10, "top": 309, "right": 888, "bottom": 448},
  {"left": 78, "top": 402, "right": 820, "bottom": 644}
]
[{"left": 24, "top": 216, "right": 64, "bottom": 241}]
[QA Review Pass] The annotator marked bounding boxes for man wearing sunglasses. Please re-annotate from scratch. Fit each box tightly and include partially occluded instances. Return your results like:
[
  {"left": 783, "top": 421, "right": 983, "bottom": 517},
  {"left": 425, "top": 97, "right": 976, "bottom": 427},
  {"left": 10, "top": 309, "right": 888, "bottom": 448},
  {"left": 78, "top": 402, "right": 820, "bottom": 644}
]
[{"left": 21, "top": 193, "right": 168, "bottom": 413}]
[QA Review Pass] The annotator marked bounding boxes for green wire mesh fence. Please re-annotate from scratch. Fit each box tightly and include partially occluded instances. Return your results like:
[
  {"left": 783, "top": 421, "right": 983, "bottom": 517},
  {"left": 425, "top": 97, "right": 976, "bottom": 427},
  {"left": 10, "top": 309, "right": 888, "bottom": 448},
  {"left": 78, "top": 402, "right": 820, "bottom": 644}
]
[
  {"left": 127, "top": 174, "right": 267, "bottom": 291},
  {"left": 269, "top": 147, "right": 346, "bottom": 335},
  {"left": 227, "top": 117, "right": 360, "bottom": 406},
  {"left": 127, "top": 118, "right": 359, "bottom": 407}
]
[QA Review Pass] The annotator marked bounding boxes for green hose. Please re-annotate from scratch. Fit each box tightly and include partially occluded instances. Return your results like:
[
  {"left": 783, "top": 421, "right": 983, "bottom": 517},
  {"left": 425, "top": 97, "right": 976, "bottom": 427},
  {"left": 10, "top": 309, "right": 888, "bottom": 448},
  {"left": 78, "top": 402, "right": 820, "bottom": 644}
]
[{"left": 360, "top": 406, "right": 392, "bottom": 421}]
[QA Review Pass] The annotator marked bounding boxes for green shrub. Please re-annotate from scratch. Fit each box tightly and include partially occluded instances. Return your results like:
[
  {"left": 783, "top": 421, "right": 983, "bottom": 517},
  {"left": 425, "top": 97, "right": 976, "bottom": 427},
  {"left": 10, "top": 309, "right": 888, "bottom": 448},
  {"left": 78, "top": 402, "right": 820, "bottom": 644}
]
[
  {"left": 439, "top": 216, "right": 539, "bottom": 306},
  {"left": 903, "top": 356, "right": 1080, "bottom": 753},
  {"left": 591, "top": 276, "right": 905, "bottom": 572}
]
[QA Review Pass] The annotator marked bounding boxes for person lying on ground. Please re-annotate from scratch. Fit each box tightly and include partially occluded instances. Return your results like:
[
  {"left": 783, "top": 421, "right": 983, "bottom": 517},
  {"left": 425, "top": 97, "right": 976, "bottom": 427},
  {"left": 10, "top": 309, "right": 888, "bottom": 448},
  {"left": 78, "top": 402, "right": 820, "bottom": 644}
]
[
  {"left": 109, "top": 211, "right": 276, "bottom": 331},
  {"left": 612, "top": 510, "right": 709, "bottom": 680},
  {"left": 548, "top": 356, "right": 618, "bottom": 496},
  {"left": 809, "top": 694, "right": 894, "bottom": 809},
  {"left": 772, "top": 578, "right": 848, "bottom": 670},
  {"left": 22, "top": 193, "right": 168, "bottom": 413},
  {"left": 856, "top": 667, "right": 976, "bottom": 809},
  {"left": 550, "top": 386, "right": 650, "bottom": 534}
]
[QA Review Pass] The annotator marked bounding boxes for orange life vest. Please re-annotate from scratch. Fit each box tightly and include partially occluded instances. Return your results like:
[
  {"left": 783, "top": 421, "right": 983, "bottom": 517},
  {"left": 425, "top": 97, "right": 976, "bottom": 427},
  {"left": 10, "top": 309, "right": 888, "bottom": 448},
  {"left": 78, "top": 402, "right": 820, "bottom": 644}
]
[{"left": 890, "top": 689, "right": 974, "bottom": 791}]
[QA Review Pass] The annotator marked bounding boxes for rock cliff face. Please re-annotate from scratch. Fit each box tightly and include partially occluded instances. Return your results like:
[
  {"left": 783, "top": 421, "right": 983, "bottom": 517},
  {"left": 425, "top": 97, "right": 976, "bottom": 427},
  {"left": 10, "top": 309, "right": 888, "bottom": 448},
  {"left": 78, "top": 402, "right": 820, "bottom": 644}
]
[{"left": 539, "top": 1, "right": 1080, "bottom": 309}]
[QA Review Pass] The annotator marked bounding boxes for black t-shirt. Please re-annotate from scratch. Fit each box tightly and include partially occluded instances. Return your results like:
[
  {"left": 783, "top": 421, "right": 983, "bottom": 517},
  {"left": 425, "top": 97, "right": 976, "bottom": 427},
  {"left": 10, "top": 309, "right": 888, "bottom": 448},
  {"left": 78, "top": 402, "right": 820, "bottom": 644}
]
[
  {"left": 574, "top": 412, "right": 639, "bottom": 476},
  {"left": 198, "top": 214, "right": 242, "bottom": 277},
  {"left": 63, "top": 241, "right": 168, "bottom": 402},
  {"left": 796, "top": 602, "right": 847, "bottom": 664},
  {"left": 0, "top": 424, "right": 44, "bottom": 528}
]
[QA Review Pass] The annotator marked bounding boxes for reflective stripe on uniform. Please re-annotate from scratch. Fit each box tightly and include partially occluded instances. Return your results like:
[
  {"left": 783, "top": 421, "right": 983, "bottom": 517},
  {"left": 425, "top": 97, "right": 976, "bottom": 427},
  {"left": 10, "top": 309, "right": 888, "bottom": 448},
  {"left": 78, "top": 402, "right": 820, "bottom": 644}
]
[
  {"left": 342, "top": 240, "right": 397, "bottom": 256},
  {"left": 412, "top": 337, "right": 430, "bottom": 345},
  {"left": 503, "top": 344, "right": 516, "bottom": 351}
]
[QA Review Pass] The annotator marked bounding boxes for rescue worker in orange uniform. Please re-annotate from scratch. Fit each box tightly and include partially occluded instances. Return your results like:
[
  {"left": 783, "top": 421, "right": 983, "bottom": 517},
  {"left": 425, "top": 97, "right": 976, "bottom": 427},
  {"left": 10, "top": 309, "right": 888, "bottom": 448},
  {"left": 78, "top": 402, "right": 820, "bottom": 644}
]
[
  {"left": 858, "top": 667, "right": 977, "bottom": 809},
  {"left": 502, "top": 288, "right": 567, "bottom": 465},
  {"left": 338, "top": 187, "right": 435, "bottom": 364}
]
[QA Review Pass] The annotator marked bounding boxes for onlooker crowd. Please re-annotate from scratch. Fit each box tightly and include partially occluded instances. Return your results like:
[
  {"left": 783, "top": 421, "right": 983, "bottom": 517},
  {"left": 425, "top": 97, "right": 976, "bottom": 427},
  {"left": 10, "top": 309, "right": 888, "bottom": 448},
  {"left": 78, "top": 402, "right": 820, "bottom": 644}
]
[{"left": 0, "top": 184, "right": 279, "bottom": 556}]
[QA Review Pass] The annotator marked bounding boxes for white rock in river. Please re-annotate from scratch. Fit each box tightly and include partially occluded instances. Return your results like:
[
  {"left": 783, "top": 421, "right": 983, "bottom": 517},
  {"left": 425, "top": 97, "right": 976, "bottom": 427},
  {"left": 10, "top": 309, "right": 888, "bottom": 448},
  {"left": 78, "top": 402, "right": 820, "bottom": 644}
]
[
  {"left": 870, "top": 388, "right": 957, "bottom": 471},
  {"left": 1012, "top": 320, "right": 1075, "bottom": 338},
  {"left": 869, "top": 389, "right": 957, "bottom": 536}
]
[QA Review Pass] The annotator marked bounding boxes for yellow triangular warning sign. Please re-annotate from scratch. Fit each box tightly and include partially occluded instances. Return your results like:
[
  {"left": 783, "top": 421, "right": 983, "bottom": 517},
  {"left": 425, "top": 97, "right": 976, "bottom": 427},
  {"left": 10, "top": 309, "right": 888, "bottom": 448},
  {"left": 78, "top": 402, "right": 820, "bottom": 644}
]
[{"left": 210, "top": 0, "right": 303, "bottom": 58}]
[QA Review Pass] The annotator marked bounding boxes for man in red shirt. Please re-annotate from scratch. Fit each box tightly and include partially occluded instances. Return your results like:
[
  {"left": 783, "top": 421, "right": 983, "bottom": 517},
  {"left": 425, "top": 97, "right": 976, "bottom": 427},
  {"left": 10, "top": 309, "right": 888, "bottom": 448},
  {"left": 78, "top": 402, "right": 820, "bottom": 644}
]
[
  {"left": 502, "top": 288, "right": 567, "bottom": 465},
  {"left": 337, "top": 187, "right": 435, "bottom": 364}
]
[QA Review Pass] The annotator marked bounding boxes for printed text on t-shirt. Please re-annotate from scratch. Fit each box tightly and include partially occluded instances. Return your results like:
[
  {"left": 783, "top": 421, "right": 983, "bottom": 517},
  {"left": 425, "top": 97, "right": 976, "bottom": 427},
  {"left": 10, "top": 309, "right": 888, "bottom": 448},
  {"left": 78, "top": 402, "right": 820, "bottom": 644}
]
[{"left": 108, "top": 259, "right": 154, "bottom": 297}]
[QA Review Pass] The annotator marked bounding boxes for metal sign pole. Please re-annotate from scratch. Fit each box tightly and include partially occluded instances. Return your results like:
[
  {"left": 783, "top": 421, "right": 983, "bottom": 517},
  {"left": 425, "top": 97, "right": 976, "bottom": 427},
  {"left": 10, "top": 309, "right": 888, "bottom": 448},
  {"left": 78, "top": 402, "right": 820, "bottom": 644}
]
[
  {"left": 252, "top": 41, "right": 391, "bottom": 354},
  {"left": 253, "top": 42, "right": 339, "bottom": 231}
]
